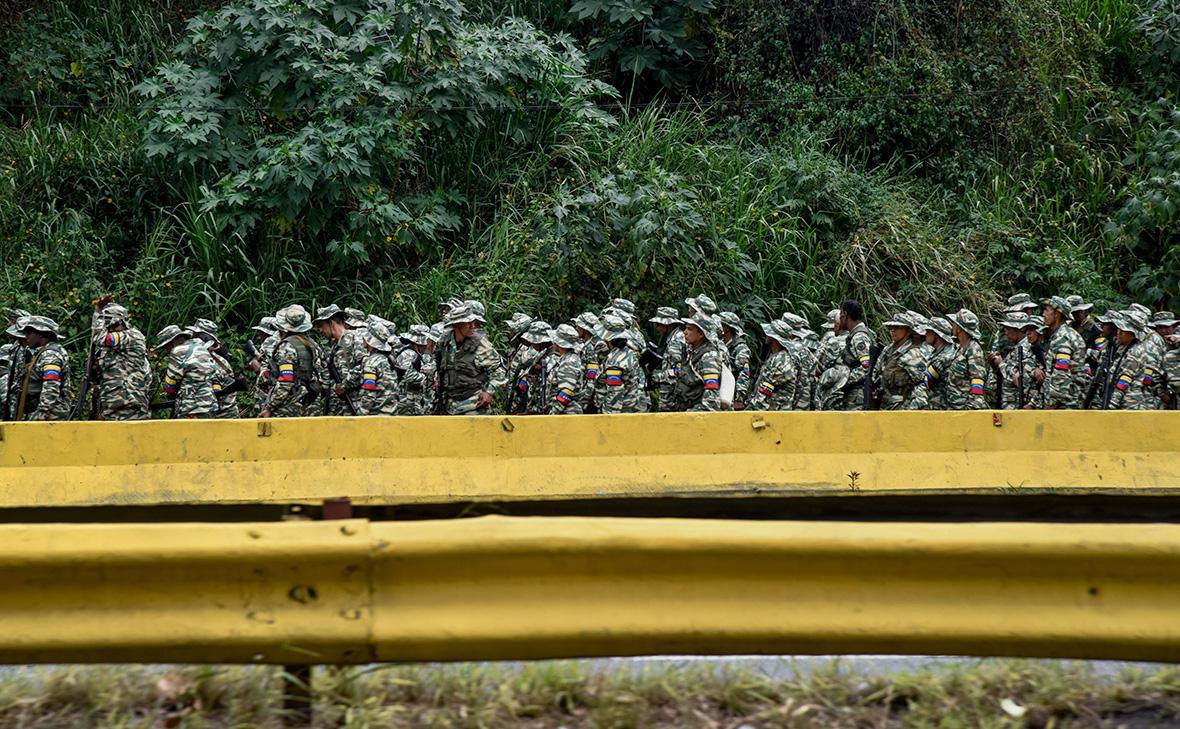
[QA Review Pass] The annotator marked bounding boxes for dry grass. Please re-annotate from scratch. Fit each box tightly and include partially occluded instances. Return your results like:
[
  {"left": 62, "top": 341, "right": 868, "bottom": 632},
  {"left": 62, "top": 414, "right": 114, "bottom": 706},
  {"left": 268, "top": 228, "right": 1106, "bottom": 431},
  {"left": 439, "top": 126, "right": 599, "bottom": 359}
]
[{"left": 0, "top": 659, "right": 1177, "bottom": 728}]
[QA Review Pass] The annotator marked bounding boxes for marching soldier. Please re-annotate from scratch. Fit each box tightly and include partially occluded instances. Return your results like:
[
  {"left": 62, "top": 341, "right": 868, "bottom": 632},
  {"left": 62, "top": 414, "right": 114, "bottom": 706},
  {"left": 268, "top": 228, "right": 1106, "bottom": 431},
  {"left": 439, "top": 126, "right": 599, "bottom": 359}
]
[
  {"left": 1, "top": 308, "right": 30, "bottom": 420},
  {"left": 781, "top": 315, "right": 817, "bottom": 410},
  {"left": 1037, "top": 296, "right": 1088, "bottom": 409},
  {"left": 313, "top": 305, "right": 365, "bottom": 416},
  {"left": 393, "top": 325, "right": 431, "bottom": 415},
  {"left": 13, "top": 316, "right": 71, "bottom": 421},
  {"left": 875, "top": 312, "right": 928, "bottom": 410},
  {"left": 1106, "top": 311, "right": 1157, "bottom": 410},
  {"left": 648, "top": 306, "right": 685, "bottom": 411},
  {"left": 188, "top": 318, "right": 242, "bottom": 419},
  {"left": 260, "top": 305, "right": 324, "bottom": 418},
  {"left": 574, "top": 312, "right": 607, "bottom": 412},
  {"left": 832, "top": 300, "right": 875, "bottom": 410},
  {"left": 90, "top": 298, "right": 151, "bottom": 420},
  {"left": 668, "top": 312, "right": 724, "bottom": 412},
  {"left": 547, "top": 324, "right": 585, "bottom": 415},
  {"left": 991, "top": 311, "right": 1038, "bottom": 409},
  {"left": 435, "top": 303, "right": 505, "bottom": 415},
  {"left": 719, "top": 312, "right": 752, "bottom": 407},
  {"left": 923, "top": 317, "right": 957, "bottom": 409},
  {"left": 598, "top": 315, "right": 646, "bottom": 414},
  {"left": 155, "top": 325, "right": 216, "bottom": 419},
  {"left": 356, "top": 321, "right": 399, "bottom": 416},
  {"left": 945, "top": 309, "right": 988, "bottom": 410},
  {"left": 1067, "top": 295, "right": 1102, "bottom": 349},
  {"left": 1151, "top": 311, "right": 1179, "bottom": 409},
  {"left": 747, "top": 318, "right": 798, "bottom": 411}
]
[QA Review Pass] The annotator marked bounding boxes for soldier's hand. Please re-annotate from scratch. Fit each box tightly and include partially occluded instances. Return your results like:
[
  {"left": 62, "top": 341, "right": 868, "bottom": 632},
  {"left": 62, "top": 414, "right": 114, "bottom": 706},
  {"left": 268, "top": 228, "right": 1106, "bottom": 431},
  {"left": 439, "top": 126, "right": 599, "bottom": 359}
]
[
  {"left": 988, "top": 353, "right": 1003, "bottom": 367},
  {"left": 475, "top": 391, "right": 494, "bottom": 409},
  {"left": 259, "top": 409, "right": 271, "bottom": 418},
  {"left": 334, "top": 384, "right": 344, "bottom": 396},
  {"left": 94, "top": 294, "right": 115, "bottom": 312},
  {"left": 248, "top": 360, "right": 261, "bottom": 374},
  {"left": 1032, "top": 367, "right": 1046, "bottom": 384}
]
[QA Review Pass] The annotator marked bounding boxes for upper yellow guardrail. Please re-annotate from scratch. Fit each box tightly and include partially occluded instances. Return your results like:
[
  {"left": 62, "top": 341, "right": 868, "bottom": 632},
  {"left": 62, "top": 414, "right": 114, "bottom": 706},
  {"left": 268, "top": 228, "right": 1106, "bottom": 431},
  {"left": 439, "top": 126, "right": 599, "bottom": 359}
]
[{"left": 0, "top": 411, "right": 1176, "bottom": 507}]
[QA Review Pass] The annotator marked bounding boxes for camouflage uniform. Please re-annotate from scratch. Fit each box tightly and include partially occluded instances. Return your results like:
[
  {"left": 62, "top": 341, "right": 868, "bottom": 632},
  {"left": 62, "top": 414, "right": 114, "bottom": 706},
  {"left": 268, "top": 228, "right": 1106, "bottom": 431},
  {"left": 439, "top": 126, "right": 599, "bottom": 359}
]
[
  {"left": 748, "top": 320, "right": 798, "bottom": 411},
  {"left": 1042, "top": 297, "right": 1088, "bottom": 409},
  {"left": 1163, "top": 337, "right": 1180, "bottom": 410},
  {"left": 944, "top": 309, "right": 988, "bottom": 411},
  {"left": 648, "top": 307, "right": 685, "bottom": 410},
  {"left": 205, "top": 345, "right": 239, "bottom": 419},
  {"left": 1106, "top": 312, "right": 1156, "bottom": 410},
  {"left": 546, "top": 325, "right": 585, "bottom": 414},
  {"left": 993, "top": 313, "right": 1039, "bottom": 410},
  {"left": 921, "top": 318, "right": 957, "bottom": 409},
  {"left": 783, "top": 337, "right": 816, "bottom": 411},
  {"left": 574, "top": 312, "right": 607, "bottom": 412},
  {"left": 420, "top": 324, "right": 443, "bottom": 414},
  {"left": 668, "top": 313, "right": 724, "bottom": 412},
  {"left": 834, "top": 321, "right": 875, "bottom": 410},
  {"left": 720, "top": 312, "right": 752, "bottom": 403},
  {"left": 356, "top": 324, "right": 399, "bottom": 416},
  {"left": 265, "top": 306, "right": 325, "bottom": 418},
  {"left": 249, "top": 318, "right": 280, "bottom": 416},
  {"left": 876, "top": 313, "right": 928, "bottom": 410},
  {"left": 598, "top": 316, "right": 646, "bottom": 414},
  {"left": 91, "top": 305, "right": 151, "bottom": 420},
  {"left": 393, "top": 325, "right": 431, "bottom": 415},
  {"left": 14, "top": 317, "right": 71, "bottom": 421},
  {"left": 157, "top": 327, "right": 217, "bottom": 418},
  {"left": 436, "top": 304, "right": 506, "bottom": 415}
]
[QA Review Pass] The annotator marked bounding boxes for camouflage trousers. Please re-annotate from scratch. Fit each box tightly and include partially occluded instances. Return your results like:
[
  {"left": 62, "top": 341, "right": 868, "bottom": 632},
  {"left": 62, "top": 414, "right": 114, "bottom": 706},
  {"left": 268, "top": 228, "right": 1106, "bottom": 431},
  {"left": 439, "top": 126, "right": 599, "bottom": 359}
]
[
  {"left": 445, "top": 394, "right": 490, "bottom": 415},
  {"left": 100, "top": 404, "right": 150, "bottom": 421}
]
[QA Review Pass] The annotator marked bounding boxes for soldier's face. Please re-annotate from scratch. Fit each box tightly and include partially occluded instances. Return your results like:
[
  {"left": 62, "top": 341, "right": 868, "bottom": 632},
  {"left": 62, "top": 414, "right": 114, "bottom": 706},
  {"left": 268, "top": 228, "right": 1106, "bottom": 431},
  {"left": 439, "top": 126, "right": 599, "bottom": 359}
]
[
  {"left": 1156, "top": 324, "right": 1177, "bottom": 336},
  {"left": 887, "top": 326, "right": 907, "bottom": 344},
  {"left": 1042, "top": 306, "right": 1056, "bottom": 326},
  {"left": 1116, "top": 329, "right": 1136, "bottom": 346},
  {"left": 24, "top": 332, "right": 48, "bottom": 348},
  {"left": 1004, "top": 327, "right": 1023, "bottom": 343},
  {"left": 684, "top": 325, "right": 703, "bottom": 346}
]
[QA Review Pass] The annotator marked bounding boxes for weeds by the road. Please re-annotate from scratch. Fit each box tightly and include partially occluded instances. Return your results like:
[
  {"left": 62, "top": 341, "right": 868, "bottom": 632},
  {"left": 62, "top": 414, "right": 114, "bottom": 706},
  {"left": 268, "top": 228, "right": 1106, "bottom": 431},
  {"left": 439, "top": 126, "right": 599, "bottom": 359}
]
[{"left": 0, "top": 659, "right": 1177, "bottom": 728}]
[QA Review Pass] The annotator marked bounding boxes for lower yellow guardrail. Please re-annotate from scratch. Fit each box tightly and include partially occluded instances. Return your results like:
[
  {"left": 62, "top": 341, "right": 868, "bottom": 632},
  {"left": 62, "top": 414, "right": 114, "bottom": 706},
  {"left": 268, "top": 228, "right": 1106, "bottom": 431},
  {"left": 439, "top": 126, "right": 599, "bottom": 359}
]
[
  {"left": 0, "top": 411, "right": 1177, "bottom": 507},
  {"left": 2, "top": 516, "right": 1179, "bottom": 664}
]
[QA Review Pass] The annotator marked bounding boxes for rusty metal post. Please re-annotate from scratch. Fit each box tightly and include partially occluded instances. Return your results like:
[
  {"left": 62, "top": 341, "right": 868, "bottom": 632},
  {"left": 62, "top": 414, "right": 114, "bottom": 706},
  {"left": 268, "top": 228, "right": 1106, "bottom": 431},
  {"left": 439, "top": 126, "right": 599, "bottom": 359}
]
[{"left": 281, "top": 498, "right": 353, "bottom": 727}]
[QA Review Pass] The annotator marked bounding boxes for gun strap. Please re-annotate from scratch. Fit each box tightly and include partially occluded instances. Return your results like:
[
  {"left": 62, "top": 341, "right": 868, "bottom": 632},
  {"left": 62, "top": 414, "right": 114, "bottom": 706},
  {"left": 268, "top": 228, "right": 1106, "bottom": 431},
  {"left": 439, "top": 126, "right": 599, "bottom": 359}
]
[{"left": 15, "top": 349, "right": 44, "bottom": 421}]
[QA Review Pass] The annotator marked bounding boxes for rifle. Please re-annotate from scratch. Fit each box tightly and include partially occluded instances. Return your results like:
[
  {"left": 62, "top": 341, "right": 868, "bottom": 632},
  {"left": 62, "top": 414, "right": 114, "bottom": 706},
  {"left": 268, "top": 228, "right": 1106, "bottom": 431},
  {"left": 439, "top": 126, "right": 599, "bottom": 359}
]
[
  {"left": 150, "top": 376, "right": 250, "bottom": 412},
  {"left": 1016, "top": 345, "right": 1025, "bottom": 410},
  {"left": 69, "top": 335, "right": 99, "bottom": 421},
  {"left": 862, "top": 341, "right": 884, "bottom": 410},
  {"left": 0, "top": 351, "right": 18, "bottom": 421},
  {"left": 1103, "top": 347, "right": 1131, "bottom": 411},
  {"left": 1082, "top": 340, "right": 1115, "bottom": 410},
  {"left": 323, "top": 343, "right": 357, "bottom": 416},
  {"left": 991, "top": 358, "right": 1004, "bottom": 410},
  {"left": 433, "top": 344, "right": 447, "bottom": 415}
]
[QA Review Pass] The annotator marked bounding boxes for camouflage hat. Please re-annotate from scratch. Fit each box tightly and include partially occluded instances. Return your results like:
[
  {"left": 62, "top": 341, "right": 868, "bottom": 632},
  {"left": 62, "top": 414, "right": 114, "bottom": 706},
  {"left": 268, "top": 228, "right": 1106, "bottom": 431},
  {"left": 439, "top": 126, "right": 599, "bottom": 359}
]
[
  {"left": 344, "top": 307, "right": 367, "bottom": 328},
  {"left": 439, "top": 297, "right": 463, "bottom": 312},
  {"left": 818, "top": 364, "right": 850, "bottom": 392},
  {"left": 154, "top": 324, "right": 188, "bottom": 349},
  {"left": 100, "top": 303, "right": 130, "bottom": 324},
  {"left": 682, "top": 312, "right": 722, "bottom": 345},
  {"left": 601, "top": 314, "right": 630, "bottom": 340},
  {"left": 718, "top": 311, "right": 744, "bottom": 334},
  {"left": 780, "top": 312, "right": 809, "bottom": 330},
  {"left": 5, "top": 308, "right": 30, "bottom": 322},
  {"left": 823, "top": 308, "right": 840, "bottom": 330},
  {"left": 402, "top": 323, "right": 431, "bottom": 346},
  {"left": 443, "top": 304, "right": 480, "bottom": 328},
  {"left": 551, "top": 323, "right": 583, "bottom": 351},
  {"left": 312, "top": 304, "right": 343, "bottom": 324},
  {"left": 1042, "top": 296, "right": 1072, "bottom": 318},
  {"left": 684, "top": 294, "right": 718, "bottom": 315},
  {"left": 505, "top": 312, "right": 534, "bottom": 337},
  {"left": 574, "top": 312, "right": 604, "bottom": 338},
  {"left": 1005, "top": 293, "right": 1039, "bottom": 312},
  {"left": 1065, "top": 295, "right": 1093, "bottom": 313},
  {"left": 19, "top": 315, "right": 60, "bottom": 338},
  {"left": 1152, "top": 311, "right": 1179, "bottom": 327},
  {"left": 946, "top": 308, "right": 981, "bottom": 340},
  {"left": 252, "top": 316, "right": 278, "bottom": 334},
  {"left": 188, "top": 317, "right": 218, "bottom": 340},
  {"left": 521, "top": 320, "right": 552, "bottom": 345},
  {"left": 1095, "top": 309, "right": 1120, "bottom": 325},
  {"left": 760, "top": 318, "right": 793, "bottom": 347},
  {"left": 427, "top": 323, "right": 445, "bottom": 342},
  {"left": 610, "top": 298, "right": 636, "bottom": 316},
  {"left": 1121, "top": 308, "right": 1149, "bottom": 333},
  {"left": 926, "top": 316, "right": 954, "bottom": 342},
  {"left": 883, "top": 311, "right": 910, "bottom": 328},
  {"left": 364, "top": 321, "right": 392, "bottom": 351},
  {"left": 648, "top": 306, "right": 681, "bottom": 325},
  {"left": 907, "top": 311, "right": 930, "bottom": 336},
  {"left": 463, "top": 300, "right": 487, "bottom": 324},
  {"left": 4, "top": 323, "right": 21, "bottom": 338},
  {"left": 999, "top": 311, "right": 1037, "bottom": 330},
  {"left": 275, "top": 304, "right": 314, "bottom": 333}
]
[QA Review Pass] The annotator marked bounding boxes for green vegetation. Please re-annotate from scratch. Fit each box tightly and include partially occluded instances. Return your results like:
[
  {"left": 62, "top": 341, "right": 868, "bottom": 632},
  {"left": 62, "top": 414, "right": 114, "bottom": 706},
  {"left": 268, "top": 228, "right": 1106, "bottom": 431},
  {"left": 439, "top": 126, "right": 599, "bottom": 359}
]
[
  {"left": 1, "top": 0, "right": 1179, "bottom": 359},
  {"left": 1, "top": 659, "right": 1178, "bottom": 727}
]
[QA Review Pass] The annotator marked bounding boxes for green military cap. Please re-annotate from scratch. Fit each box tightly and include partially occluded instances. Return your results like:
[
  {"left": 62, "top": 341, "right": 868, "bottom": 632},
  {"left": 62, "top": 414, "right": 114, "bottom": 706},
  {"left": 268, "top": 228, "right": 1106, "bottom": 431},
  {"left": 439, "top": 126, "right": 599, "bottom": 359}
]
[
  {"left": 760, "top": 318, "right": 793, "bottom": 347},
  {"left": 648, "top": 306, "right": 681, "bottom": 325},
  {"left": 1065, "top": 295, "right": 1092, "bottom": 314},
  {"left": 718, "top": 311, "right": 744, "bottom": 334},
  {"left": 154, "top": 324, "right": 188, "bottom": 349},
  {"left": 1151, "top": 311, "right": 1179, "bottom": 327},
  {"left": 907, "top": 311, "right": 930, "bottom": 335},
  {"left": 780, "top": 312, "right": 808, "bottom": 329},
  {"left": 1042, "top": 296, "right": 1072, "bottom": 318},
  {"left": 1095, "top": 309, "right": 1120, "bottom": 325},
  {"left": 574, "top": 311, "right": 604, "bottom": 338},
  {"left": 4, "top": 324, "right": 22, "bottom": 338},
  {"left": 188, "top": 317, "right": 218, "bottom": 340},
  {"left": 1005, "top": 293, "right": 1038, "bottom": 312},
  {"left": 364, "top": 321, "right": 392, "bottom": 352},
  {"left": 946, "top": 308, "right": 982, "bottom": 340},
  {"left": 401, "top": 324, "right": 431, "bottom": 346},
  {"left": 926, "top": 316, "right": 954, "bottom": 342},
  {"left": 682, "top": 312, "right": 722, "bottom": 345},
  {"left": 344, "top": 307, "right": 367, "bottom": 328},
  {"left": 463, "top": 300, "right": 487, "bottom": 324},
  {"left": 1114, "top": 310, "right": 1144, "bottom": 334},
  {"left": 100, "top": 303, "right": 131, "bottom": 325},
  {"left": 685, "top": 294, "right": 718, "bottom": 315},
  {"left": 1128, "top": 302, "right": 1151, "bottom": 318},
  {"left": 823, "top": 308, "right": 840, "bottom": 330},
  {"left": 427, "top": 323, "right": 445, "bottom": 342},
  {"left": 819, "top": 364, "right": 850, "bottom": 392},
  {"left": 883, "top": 311, "right": 910, "bottom": 328},
  {"left": 551, "top": 323, "right": 584, "bottom": 352},
  {"left": 312, "top": 305, "right": 343, "bottom": 324},
  {"left": 601, "top": 314, "right": 629, "bottom": 340},
  {"left": 505, "top": 312, "right": 534, "bottom": 336},
  {"left": 610, "top": 298, "right": 636, "bottom": 316},
  {"left": 521, "top": 320, "right": 552, "bottom": 345},
  {"left": 275, "top": 304, "right": 313, "bottom": 333},
  {"left": 999, "top": 311, "right": 1036, "bottom": 330},
  {"left": 19, "top": 315, "right": 60, "bottom": 338},
  {"left": 5, "top": 308, "right": 30, "bottom": 321},
  {"left": 443, "top": 304, "right": 479, "bottom": 328}
]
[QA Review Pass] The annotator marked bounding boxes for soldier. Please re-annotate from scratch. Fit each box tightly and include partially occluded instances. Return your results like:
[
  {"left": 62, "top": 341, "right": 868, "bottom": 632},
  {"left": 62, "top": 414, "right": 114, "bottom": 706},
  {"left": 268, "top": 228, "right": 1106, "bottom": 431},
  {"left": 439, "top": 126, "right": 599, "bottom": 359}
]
[
  {"left": 574, "top": 312, "right": 607, "bottom": 412},
  {"left": 598, "top": 315, "right": 646, "bottom": 414},
  {"left": 781, "top": 316, "right": 817, "bottom": 410},
  {"left": 1035, "top": 296, "right": 1088, "bottom": 409},
  {"left": 1151, "top": 311, "right": 1179, "bottom": 409},
  {"left": 719, "top": 311, "right": 752, "bottom": 407},
  {"left": 356, "top": 321, "right": 399, "bottom": 416},
  {"left": 1023, "top": 324, "right": 1051, "bottom": 409},
  {"left": 503, "top": 312, "right": 535, "bottom": 387},
  {"left": 313, "top": 305, "right": 365, "bottom": 416},
  {"left": 668, "top": 313, "right": 724, "bottom": 412},
  {"left": 648, "top": 306, "right": 685, "bottom": 411},
  {"left": 155, "top": 325, "right": 216, "bottom": 419},
  {"left": 1066, "top": 295, "right": 1102, "bottom": 349},
  {"left": 260, "top": 305, "right": 324, "bottom": 418},
  {"left": 12, "top": 316, "right": 71, "bottom": 421},
  {"left": 1083, "top": 310, "right": 1121, "bottom": 408},
  {"left": 248, "top": 316, "right": 280, "bottom": 416},
  {"left": 522, "top": 321, "right": 553, "bottom": 415},
  {"left": 944, "top": 309, "right": 988, "bottom": 410},
  {"left": 393, "top": 325, "right": 431, "bottom": 415},
  {"left": 747, "top": 318, "right": 798, "bottom": 411},
  {"left": 188, "top": 318, "right": 241, "bottom": 419},
  {"left": 686, "top": 294, "right": 718, "bottom": 317},
  {"left": 814, "top": 309, "right": 845, "bottom": 377},
  {"left": 991, "top": 311, "right": 1038, "bottom": 410},
  {"left": 923, "top": 317, "right": 957, "bottom": 410},
  {"left": 874, "top": 312, "right": 928, "bottom": 410},
  {"left": 546, "top": 324, "right": 584, "bottom": 415},
  {"left": 421, "top": 324, "right": 443, "bottom": 414},
  {"left": 89, "top": 297, "right": 151, "bottom": 420},
  {"left": 609, "top": 298, "right": 646, "bottom": 354},
  {"left": 1106, "top": 311, "right": 1157, "bottom": 410},
  {"left": 1, "top": 308, "right": 30, "bottom": 420},
  {"left": 829, "top": 300, "right": 875, "bottom": 410},
  {"left": 435, "top": 303, "right": 505, "bottom": 415},
  {"left": 506, "top": 320, "right": 547, "bottom": 415}
]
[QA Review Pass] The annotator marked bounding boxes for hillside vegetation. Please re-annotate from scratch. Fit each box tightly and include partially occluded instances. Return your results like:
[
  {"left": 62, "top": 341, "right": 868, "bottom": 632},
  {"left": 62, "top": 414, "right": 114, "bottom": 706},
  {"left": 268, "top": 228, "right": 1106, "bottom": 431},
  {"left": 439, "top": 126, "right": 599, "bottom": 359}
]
[{"left": 2, "top": 0, "right": 1178, "bottom": 345}]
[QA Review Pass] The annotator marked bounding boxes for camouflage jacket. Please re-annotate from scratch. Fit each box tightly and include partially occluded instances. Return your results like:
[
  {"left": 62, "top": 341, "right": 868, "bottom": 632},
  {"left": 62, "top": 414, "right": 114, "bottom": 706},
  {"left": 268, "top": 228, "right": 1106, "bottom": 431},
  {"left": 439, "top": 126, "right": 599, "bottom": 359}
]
[
  {"left": 747, "top": 349, "right": 798, "bottom": 411},
  {"left": 267, "top": 334, "right": 324, "bottom": 417},
  {"left": 546, "top": 351, "right": 584, "bottom": 415},
  {"left": 922, "top": 343, "right": 957, "bottom": 410},
  {"left": 784, "top": 339, "right": 816, "bottom": 411},
  {"left": 163, "top": 339, "right": 217, "bottom": 418},
  {"left": 18, "top": 342, "right": 71, "bottom": 421},
  {"left": 1044, "top": 324, "right": 1088, "bottom": 409},
  {"left": 393, "top": 346, "right": 427, "bottom": 415},
  {"left": 1107, "top": 340, "right": 1158, "bottom": 411},
  {"left": 598, "top": 345, "right": 645, "bottom": 414},
  {"left": 325, "top": 329, "right": 368, "bottom": 415},
  {"left": 357, "top": 350, "right": 399, "bottom": 415},
  {"left": 943, "top": 340, "right": 988, "bottom": 410},
  {"left": 876, "top": 340, "right": 928, "bottom": 410},
  {"left": 669, "top": 342, "right": 723, "bottom": 412},
  {"left": 654, "top": 328, "right": 686, "bottom": 404},
  {"left": 727, "top": 338, "right": 752, "bottom": 403},
  {"left": 91, "top": 314, "right": 151, "bottom": 420},
  {"left": 204, "top": 344, "right": 239, "bottom": 419}
]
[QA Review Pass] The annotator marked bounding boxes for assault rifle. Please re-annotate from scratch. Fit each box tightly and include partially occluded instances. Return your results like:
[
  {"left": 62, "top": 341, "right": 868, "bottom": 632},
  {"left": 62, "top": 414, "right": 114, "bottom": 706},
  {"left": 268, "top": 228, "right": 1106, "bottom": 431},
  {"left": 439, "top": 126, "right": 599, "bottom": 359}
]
[
  {"left": 150, "top": 376, "right": 250, "bottom": 413},
  {"left": 0, "top": 351, "right": 19, "bottom": 421},
  {"left": 1015, "top": 345, "right": 1025, "bottom": 410},
  {"left": 991, "top": 358, "right": 1004, "bottom": 410},
  {"left": 1082, "top": 340, "right": 1115, "bottom": 410},
  {"left": 862, "top": 341, "right": 884, "bottom": 410},
  {"left": 324, "top": 344, "right": 358, "bottom": 416},
  {"left": 432, "top": 346, "right": 447, "bottom": 415},
  {"left": 68, "top": 335, "right": 99, "bottom": 421}
]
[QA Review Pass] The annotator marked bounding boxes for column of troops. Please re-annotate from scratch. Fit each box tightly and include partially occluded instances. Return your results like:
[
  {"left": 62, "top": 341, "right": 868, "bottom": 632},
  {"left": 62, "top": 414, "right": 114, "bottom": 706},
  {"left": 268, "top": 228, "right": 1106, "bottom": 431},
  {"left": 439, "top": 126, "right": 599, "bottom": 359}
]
[{"left": 1, "top": 291, "right": 1177, "bottom": 420}]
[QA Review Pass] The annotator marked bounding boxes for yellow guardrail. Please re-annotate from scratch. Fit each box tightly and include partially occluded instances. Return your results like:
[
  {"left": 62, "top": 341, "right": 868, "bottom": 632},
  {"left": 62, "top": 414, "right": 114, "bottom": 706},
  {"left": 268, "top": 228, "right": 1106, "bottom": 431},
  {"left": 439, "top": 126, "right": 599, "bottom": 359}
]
[
  {"left": 3, "top": 516, "right": 1179, "bottom": 664},
  {"left": 0, "top": 412, "right": 1176, "bottom": 508}
]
